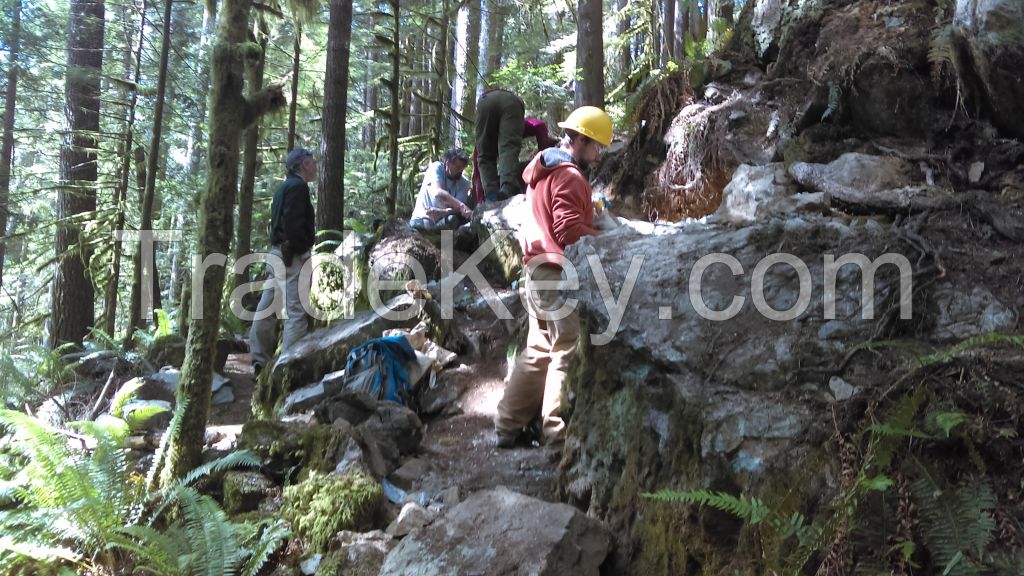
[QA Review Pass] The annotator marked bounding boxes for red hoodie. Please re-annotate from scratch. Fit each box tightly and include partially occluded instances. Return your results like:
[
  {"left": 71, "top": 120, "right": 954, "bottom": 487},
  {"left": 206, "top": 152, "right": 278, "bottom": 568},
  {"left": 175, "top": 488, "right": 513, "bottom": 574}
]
[{"left": 520, "top": 147, "right": 596, "bottom": 267}]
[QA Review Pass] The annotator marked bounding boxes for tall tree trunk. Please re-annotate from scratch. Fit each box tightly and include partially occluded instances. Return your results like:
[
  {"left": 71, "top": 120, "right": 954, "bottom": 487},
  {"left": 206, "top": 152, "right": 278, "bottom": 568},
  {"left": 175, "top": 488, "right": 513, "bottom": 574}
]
[
  {"left": 104, "top": 0, "right": 145, "bottom": 338},
  {"left": 452, "top": 4, "right": 468, "bottom": 138},
  {"left": 617, "top": 0, "right": 631, "bottom": 85},
  {"left": 460, "top": 0, "right": 481, "bottom": 134},
  {"left": 478, "top": 0, "right": 504, "bottom": 91},
  {"left": 576, "top": 0, "right": 604, "bottom": 107},
  {"left": 663, "top": 0, "right": 675, "bottom": 62},
  {"left": 318, "top": 0, "right": 353, "bottom": 235},
  {"left": 651, "top": 0, "right": 661, "bottom": 64},
  {"left": 287, "top": 22, "right": 302, "bottom": 150},
  {"left": 386, "top": 0, "right": 399, "bottom": 215},
  {"left": 674, "top": 0, "right": 687, "bottom": 58},
  {"left": 128, "top": 0, "right": 173, "bottom": 342},
  {"left": 363, "top": 48, "right": 378, "bottom": 147},
  {"left": 235, "top": 14, "right": 268, "bottom": 284},
  {"left": 52, "top": 0, "right": 104, "bottom": 349},
  {"left": 434, "top": 0, "right": 450, "bottom": 146},
  {"left": 161, "top": 0, "right": 285, "bottom": 485},
  {"left": 0, "top": 0, "right": 22, "bottom": 291},
  {"left": 408, "top": 37, "right": 420, "bottom": 138}
]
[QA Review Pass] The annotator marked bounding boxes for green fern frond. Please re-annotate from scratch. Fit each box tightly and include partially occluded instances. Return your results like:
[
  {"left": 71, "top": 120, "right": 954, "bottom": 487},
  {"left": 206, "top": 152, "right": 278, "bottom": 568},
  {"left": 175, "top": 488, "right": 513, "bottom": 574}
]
[
  {"left": 911, "top": 476, "right": 996, "bottom": 576},
  {"left": 176, "top": 449, "right": 261, "bottom": 490},
  {"left": 239, "top": 518, "right": 291, "bottom": 576},
  {"left": 642, "top": 489, "right": 771, "bottom": 525},
  {"left": 109, "top": 378, "right": 146, "bottom": 419},
  {"left": 914, "top": 332, "right": 1024, "bottom": 369}
]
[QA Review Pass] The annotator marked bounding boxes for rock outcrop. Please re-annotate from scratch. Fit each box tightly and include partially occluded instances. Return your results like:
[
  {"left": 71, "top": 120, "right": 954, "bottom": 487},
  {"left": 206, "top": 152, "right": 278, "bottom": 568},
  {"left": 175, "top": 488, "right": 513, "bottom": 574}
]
[{"left": 379, "top": 487, "right": 610, "bottom": 575}]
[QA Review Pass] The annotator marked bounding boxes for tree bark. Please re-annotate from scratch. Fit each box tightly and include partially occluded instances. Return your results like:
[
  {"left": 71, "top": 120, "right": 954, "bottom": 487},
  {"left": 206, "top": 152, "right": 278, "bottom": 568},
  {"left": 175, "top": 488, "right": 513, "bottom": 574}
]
[
  {"left": 128, "top": 0, "right": 173, "bottom": 342},
  {"left": 161, "top": 0, "right": 285, "bottom": 484},
  {"left": 460, "top": 0, "right": 481, "bottom": 135},
  {"left": 674, "top": 0, "right": 687, "bottom": 58},
  {"left": 52, "top": 0, "right": 104, "bottom": 349},
  {"left": 236, "top": 14, "right": 268, "bottom": 281},
  {"left": 363, "top": 48, "right": 378, "bottom": 147},
  {"left": 386, "top": 0, "right": 400, "bottom": 215},
  {"left": 617, "top": 0, "right": 631, "bottom": 85},
  {"left": 434, "top": 2, "right": 450, "bottom": 146},
  {"left": 663, "top": 0, "right": 675, "bottom": 62},
  {"left": 318, "top": 0, "right": 354, "bottom": 235},
  {"left": 576, "top": 0, "right": 604, "bottom": 108},
  {"left": 479, "top": 0, "right": 504, "bottom": 89},
  {"left": 103, "top": 0, "right": 146, "bottom": 338},
  {"left": 287, "top": 22, "right": 302, "bottom": 151},
  {"left": 0, "top": 0, "right": 22, "bottom": 291}
]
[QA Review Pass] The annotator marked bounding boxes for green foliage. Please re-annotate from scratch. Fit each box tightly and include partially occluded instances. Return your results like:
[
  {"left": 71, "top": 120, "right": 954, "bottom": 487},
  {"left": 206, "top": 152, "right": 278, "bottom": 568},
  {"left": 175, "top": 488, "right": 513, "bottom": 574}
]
[
  {"left": 0, "top": 408, "right": 283, "bottom": 574},
  {"left": 911, "top": 476, "right": 996, "bottom": 576},
  {"left": 281, "top": 470, "right": 383, "bottom": 552}
]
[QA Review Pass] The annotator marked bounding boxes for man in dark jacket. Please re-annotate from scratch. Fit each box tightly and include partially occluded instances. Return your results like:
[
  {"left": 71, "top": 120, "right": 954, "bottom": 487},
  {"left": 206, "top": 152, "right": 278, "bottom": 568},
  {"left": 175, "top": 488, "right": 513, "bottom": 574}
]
[{"left": 249, "top": 147, "right": 317, "bottom": 375}]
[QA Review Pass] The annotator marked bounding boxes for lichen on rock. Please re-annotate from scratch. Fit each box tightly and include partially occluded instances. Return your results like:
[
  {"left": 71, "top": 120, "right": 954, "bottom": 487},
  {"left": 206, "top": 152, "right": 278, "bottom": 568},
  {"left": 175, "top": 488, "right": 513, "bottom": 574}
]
[{"left": 281, "top": 470, "right": 383, "bottom": 552}]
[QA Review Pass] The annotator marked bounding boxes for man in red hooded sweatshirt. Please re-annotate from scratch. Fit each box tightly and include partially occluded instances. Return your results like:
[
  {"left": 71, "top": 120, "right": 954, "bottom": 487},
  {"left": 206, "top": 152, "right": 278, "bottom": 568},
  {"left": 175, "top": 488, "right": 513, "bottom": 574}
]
[{"left": 495, "top": 106, "right": 613, "bottom": 448}]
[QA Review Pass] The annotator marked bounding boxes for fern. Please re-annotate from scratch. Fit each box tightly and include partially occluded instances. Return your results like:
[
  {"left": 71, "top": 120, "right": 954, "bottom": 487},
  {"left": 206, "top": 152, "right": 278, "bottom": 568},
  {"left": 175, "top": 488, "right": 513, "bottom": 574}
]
[
  {"left": 911, "top": 476, "right": 996, "bottom": 576},
  {"left": 821, "top": 81, "right": 842, "bottom": 122}
]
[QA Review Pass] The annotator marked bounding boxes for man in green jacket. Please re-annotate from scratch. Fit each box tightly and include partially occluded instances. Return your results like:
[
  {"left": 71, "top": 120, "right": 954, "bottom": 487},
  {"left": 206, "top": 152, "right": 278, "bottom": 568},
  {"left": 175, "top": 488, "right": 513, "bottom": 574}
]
[{"left": 249, "top": 147, "right": 317, "bottom": 375}]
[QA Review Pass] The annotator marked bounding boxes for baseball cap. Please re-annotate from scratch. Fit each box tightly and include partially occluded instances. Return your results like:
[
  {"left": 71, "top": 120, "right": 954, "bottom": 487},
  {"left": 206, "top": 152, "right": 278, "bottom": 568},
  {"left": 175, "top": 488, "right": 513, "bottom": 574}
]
[{"left": 286, "top": 147, "right": 314, "bottom": 172}]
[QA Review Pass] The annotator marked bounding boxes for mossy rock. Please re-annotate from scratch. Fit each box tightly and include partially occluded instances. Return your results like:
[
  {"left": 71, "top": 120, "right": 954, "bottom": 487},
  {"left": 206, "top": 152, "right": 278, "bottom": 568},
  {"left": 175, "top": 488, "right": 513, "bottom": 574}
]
[
  {"left": 281, "top": 470, "right": 383, "bottom": 552},
  {"left": 238, "top": 420, "right": 353, "bottom": 481},
  {"left": 146, "top": 333, "right": 186, "bottom": 368},
  {"left": 222, "top": 470, "right": 275, "bottom": 515}
]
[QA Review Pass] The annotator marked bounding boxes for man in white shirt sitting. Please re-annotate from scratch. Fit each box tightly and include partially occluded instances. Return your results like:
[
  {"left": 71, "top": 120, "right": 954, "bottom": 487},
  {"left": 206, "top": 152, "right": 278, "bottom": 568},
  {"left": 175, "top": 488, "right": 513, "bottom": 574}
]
[{"left": 410, "top": 148, "right": 474, "bottom": 229}]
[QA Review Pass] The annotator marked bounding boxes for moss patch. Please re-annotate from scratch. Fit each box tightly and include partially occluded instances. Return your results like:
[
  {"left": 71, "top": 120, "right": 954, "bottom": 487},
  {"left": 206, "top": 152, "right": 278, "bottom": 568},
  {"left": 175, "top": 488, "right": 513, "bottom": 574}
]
[{"left": 281, "top": 470, "right": 383, "bottom": 552}]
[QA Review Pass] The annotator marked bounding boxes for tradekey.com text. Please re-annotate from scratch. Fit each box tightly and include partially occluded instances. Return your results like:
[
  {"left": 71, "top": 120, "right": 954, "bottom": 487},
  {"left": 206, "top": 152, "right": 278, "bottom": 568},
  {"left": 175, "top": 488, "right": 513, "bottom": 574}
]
[{"left": 123, "top": 230, "right": 913, "bottom": 346}]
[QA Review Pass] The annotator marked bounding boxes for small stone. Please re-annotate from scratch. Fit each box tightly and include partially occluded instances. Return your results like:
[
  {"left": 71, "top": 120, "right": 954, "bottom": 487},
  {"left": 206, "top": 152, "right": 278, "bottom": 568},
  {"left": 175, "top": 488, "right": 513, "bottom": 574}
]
[
  {"left": 968, "top": 161, "right": 985, "bottom": 184},
  {"left": 385, "top": 502, "right": 436, "bottom": 537},
  {"left": 439, "top": 486, "right": 460, "bottom": 507},
  {"left": 212, "top": 385, "right": 234, "bottom": 405},
  {"left": 211, "top": 372, "right": 230, "bottom": 394},
  {"left": 829, "top": 376, "right": 859, "bottom": 402},
  {"left": 299, "top": 553, "right": 321, "bottom": 575},
  {"left": 387, "top": 458, "right": 431, "bottom": 491}
]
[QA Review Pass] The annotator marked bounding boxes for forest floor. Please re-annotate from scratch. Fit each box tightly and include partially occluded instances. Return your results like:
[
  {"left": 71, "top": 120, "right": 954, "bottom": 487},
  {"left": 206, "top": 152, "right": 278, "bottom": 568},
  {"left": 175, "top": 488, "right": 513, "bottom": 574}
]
[{"left": 210, "top": 333, "right": 557, "bottom": 503}]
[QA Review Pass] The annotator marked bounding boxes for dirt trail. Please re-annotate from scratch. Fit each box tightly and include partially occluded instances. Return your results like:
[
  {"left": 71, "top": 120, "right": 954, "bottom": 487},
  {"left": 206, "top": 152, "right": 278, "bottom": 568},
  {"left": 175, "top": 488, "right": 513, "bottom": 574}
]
[{"left": 211, "top": 340, "right": 557, "bottom": 502}]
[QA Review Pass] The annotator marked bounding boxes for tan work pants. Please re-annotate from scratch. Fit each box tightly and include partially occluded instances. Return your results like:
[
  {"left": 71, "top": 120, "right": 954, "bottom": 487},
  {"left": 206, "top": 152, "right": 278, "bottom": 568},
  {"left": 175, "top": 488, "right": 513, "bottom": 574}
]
[{"left": 495, "top": 264, "right": 580, "bottom": 443}]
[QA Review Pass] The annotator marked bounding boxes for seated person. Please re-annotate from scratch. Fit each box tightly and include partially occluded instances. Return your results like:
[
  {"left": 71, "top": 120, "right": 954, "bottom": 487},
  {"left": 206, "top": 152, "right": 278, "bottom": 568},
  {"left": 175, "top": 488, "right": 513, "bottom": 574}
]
[{"left": 410, "top": 148, "right": 474, "bottom": 229}]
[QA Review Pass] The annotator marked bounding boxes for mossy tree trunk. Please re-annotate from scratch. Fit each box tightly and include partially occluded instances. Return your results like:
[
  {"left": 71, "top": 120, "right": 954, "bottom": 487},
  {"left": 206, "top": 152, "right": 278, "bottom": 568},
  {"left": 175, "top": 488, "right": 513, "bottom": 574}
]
[
  {"left": 161, "top": 0, "right": 285, "bottom": 485},
  {"left": 287, "top": 22, "right": 302, "bottom": 151},
  {"left": 386, "top": 0, "right": 399, "bottom": 215},
  {"left": 235, "top": 13, "right": 268, "bottom": 287},
  {"left": 52, "top": 0, "right": 104, "bottom": 349},
  {"left": 0, "top": 0, "right": 22, "bottom": 291}
]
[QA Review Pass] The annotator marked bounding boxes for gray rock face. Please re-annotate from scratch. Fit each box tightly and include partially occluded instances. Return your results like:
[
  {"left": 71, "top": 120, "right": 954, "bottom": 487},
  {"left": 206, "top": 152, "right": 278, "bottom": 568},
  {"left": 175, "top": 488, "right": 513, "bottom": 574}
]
[
  {"left": 556, "top": 210, "right": 1023, "bottom": 570},
  {"left": 271, "top": 294, "right": 420, "bottom": 394},
  {"left": 954, "top": 0, "right": 1024, "bottom": 139},
  {"left": 379, "top": 487, "right": 610, "bottom": 576},
  {"left": 713, "top": 163, "right": 827, "bottom": 224},
  {"left": 355, "top": 403, "right": 423, "bottom": 477},
  {"left": 222, "top": 470, "right": 276, "bottom": 515},
  {"left": 331, "top": 530, "right": 394, "bottom": 576},
  {"left": 930, "top": 284, "right": 1016, "bottom": 341},
  {"left": 473, "top": 194, "right": 529, "bottom": 284}
]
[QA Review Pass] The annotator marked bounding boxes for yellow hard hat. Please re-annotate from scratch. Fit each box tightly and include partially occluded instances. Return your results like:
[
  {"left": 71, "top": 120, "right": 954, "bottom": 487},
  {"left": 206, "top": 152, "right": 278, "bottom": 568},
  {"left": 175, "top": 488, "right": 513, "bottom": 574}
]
[{"left": 557, "top": 106, "right": 613, "bottom": 146}]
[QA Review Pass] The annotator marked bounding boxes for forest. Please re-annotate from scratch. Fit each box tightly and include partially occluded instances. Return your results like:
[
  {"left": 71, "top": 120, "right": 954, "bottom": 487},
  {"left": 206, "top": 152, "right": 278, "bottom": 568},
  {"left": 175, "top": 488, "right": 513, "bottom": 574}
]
[{"left": 1, "top": 0, "right": 1023, "bottom": 572}]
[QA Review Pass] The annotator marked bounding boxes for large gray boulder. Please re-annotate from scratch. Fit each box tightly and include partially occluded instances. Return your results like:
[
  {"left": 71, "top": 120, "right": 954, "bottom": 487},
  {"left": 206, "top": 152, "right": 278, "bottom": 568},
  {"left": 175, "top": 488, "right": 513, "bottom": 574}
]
[
  {"left": 954, "top": 0, "right": 1024, "bottom": 139},
  {"left": 379, "top": 487, "right": 610, "bottom": 575},
  {"left": 473, "top": 194, "right": 529, "bottom": 284},
  {"left": 264, "top": 294, "right": 421, "bottom": 409},
  {"left": 556, "top": 211, "right": 1022, "bottom": 572}
]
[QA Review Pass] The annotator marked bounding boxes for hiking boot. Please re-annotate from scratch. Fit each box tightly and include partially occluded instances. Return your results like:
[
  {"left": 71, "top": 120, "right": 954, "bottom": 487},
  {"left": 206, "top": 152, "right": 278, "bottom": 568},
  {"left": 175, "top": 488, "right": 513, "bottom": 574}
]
[
  {"left": 496, "top": 432, "right": 517, "bottom": 449},
  {"left": 253, "top": 362, "right": 263, "bottom": 377}
]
